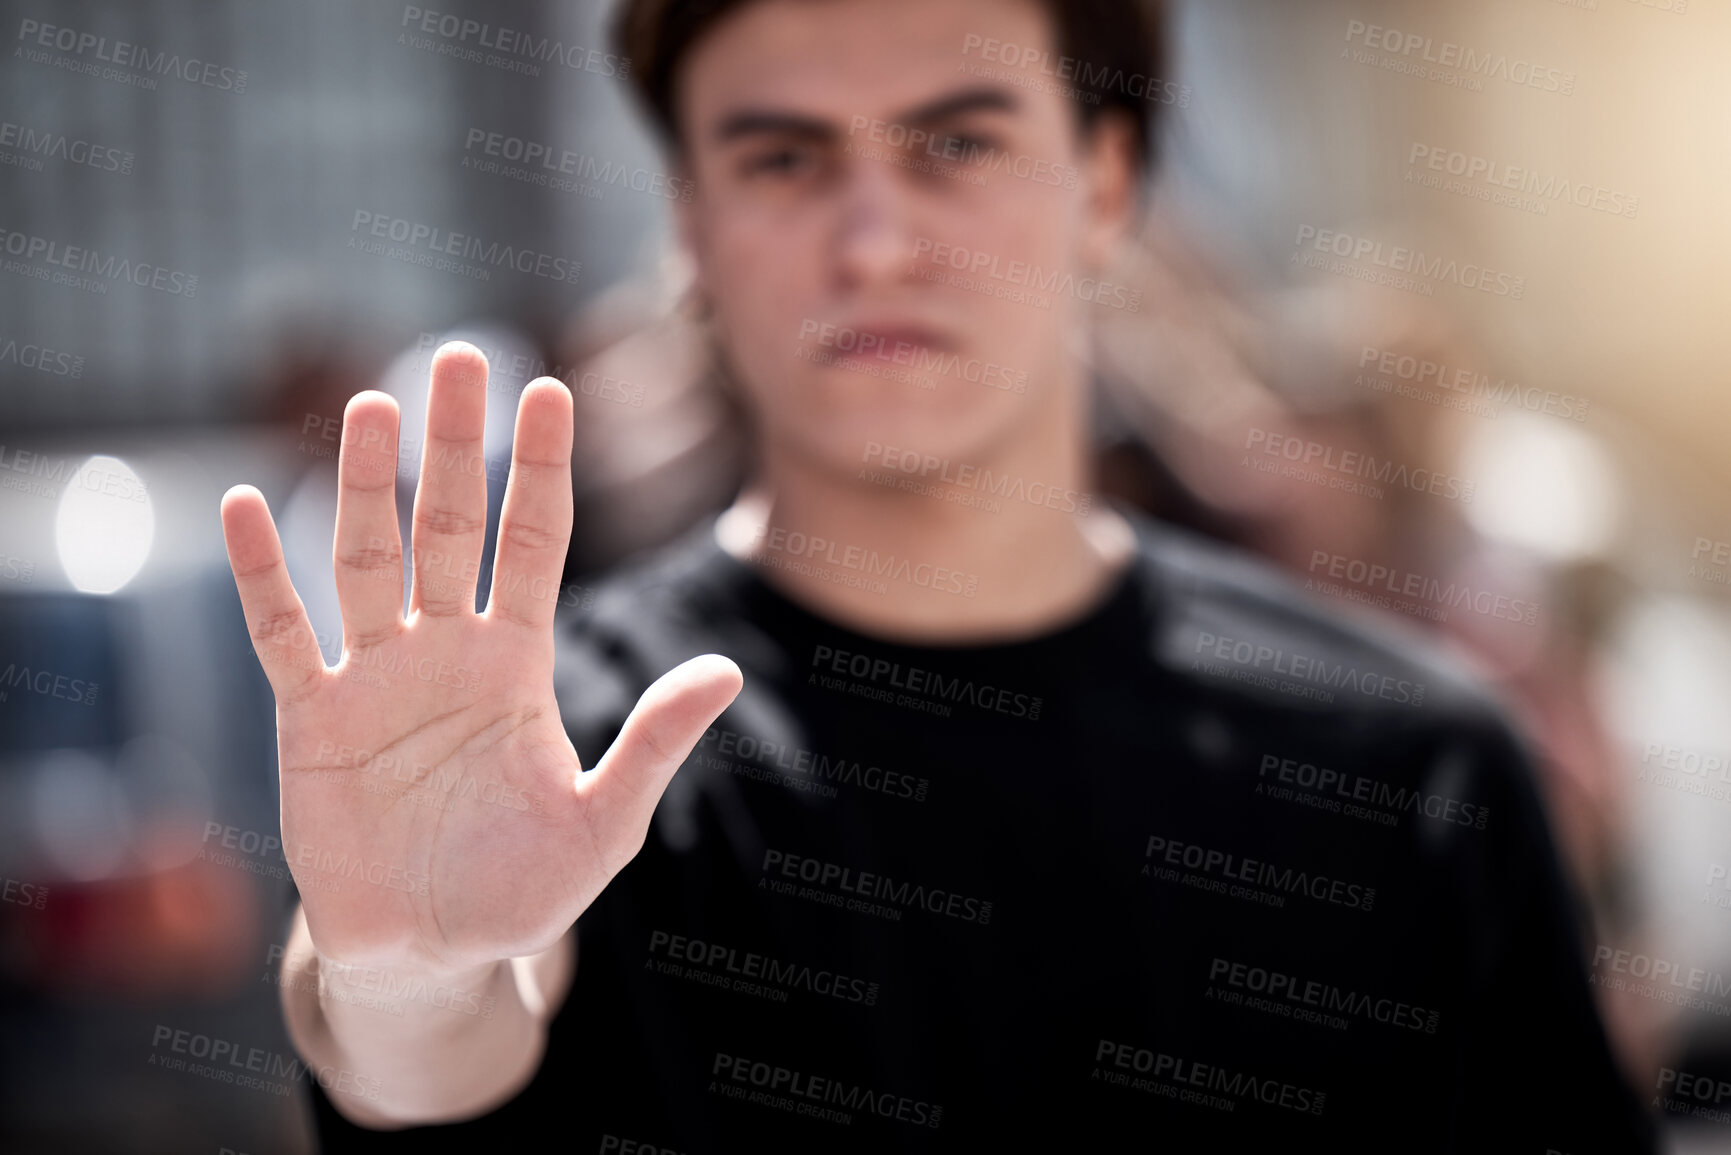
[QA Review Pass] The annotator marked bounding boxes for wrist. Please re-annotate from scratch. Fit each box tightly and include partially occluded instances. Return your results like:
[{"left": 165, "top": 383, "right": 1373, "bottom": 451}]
[
  {"left": 282, "top": 927, "right": 510, "bottom": 1015},
  {"left": 311, "top": 950, "right": 506, "bottom": 1006}
]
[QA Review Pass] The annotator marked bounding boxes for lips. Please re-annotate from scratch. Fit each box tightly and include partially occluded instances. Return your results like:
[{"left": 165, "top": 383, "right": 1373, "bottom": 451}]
[
  {"left": 835, "top": 321, "right": 955, "bottom": 360},
  {"left": 858, "top": 324, "right": 948, "bottom": 346}
]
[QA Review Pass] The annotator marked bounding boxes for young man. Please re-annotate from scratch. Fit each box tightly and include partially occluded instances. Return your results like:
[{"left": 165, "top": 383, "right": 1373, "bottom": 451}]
[{"left": 220, "top": 0, "right": 1656, "bottom": 1149}]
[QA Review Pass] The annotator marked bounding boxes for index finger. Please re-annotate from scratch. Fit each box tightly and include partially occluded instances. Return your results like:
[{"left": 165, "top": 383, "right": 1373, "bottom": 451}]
[{"left": 221, "top": 485, "right": 326, "bottom": 704}]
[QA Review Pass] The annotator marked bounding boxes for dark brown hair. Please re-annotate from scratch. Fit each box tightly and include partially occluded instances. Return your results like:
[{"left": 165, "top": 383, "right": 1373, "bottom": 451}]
[{"left": 614, "top": 0, "right": 1169, "bottom": 170}]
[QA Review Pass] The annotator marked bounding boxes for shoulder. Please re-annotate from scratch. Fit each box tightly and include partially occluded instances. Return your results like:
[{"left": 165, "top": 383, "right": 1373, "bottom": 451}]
[
  {"left": 556, "top": 509, "right": 1533, "bottom": 763},
  {"left": 1123, "top": 509, "right": 1515, "bottom": 741},
  {"left": 1126, "top": 511, "right": 1560, "bottom": 892}
]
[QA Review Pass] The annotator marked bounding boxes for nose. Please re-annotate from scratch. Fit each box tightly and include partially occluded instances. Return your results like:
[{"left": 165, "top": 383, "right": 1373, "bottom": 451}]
[{"left": 832, "top": 155, "right": 919, "bottom": 291}]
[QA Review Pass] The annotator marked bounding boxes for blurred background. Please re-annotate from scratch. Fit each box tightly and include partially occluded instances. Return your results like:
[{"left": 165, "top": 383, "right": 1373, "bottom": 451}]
[{"left": 2, "top": 0, "right": 1729, "bottom": 1150}]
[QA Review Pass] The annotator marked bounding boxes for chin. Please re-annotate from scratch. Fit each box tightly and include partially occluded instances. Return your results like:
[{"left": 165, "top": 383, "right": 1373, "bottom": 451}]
[
  {"left": 742, "top": 340, "right": 1042, "bottom": 474},
  {"left": 795, "top": 395, "right": 1018, "bottom": 479}
]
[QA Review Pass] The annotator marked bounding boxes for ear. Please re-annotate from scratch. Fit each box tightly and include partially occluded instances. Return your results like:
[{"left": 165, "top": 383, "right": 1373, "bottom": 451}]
[
  {"left": 671, "top": 156, "right": 707, "bottom": 296},
  {"left": 1078, "top": 111, "right": 1141, "bottom": 270}
]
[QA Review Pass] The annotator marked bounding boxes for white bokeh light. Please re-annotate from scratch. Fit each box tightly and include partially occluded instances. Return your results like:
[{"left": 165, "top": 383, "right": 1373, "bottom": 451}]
[
  {"left": 54, "top": 455, "right": 155, "bottom": 594},
  {"left": 1458, "top": 414, "right": 1622, "bottom": 563}
]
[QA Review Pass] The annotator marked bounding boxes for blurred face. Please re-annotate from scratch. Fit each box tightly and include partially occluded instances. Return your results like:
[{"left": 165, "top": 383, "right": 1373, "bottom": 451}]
[{"left": 675, "top": 0, "right": 1132, "bottom": 479}]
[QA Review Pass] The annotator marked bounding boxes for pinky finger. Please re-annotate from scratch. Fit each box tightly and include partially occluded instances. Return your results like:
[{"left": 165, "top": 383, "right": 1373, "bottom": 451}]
[{"left": 221, "top": 485, "right": 327, "bottom": 704}]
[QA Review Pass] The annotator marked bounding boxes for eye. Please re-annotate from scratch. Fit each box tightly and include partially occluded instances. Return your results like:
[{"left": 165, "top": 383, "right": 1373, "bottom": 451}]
[
  {"left": 743, "top": 144, "right": 818, "bottom": 178},
  {"left": 927, "top": 131, "right": 1003, "bottom": 162}
]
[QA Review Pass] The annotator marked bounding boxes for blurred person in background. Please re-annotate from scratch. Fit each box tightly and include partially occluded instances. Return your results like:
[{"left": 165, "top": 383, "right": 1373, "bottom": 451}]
[{"left": 220, "top": 0, "right": 1656, "bottom": 1149}]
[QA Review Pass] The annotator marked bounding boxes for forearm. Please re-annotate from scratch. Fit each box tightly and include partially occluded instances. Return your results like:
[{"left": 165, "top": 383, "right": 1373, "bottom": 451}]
[{"left": 277, "top": 902, "right": 576, "bottom": 1127}]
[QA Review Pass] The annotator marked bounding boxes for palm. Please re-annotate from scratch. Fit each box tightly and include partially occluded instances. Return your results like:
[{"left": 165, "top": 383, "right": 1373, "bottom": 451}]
[
  {"left": 222, "top": 344, "right": 739, "bottom": 975},
  {"left": 272, "top": 619, "right": 585, "bottom": 971}
]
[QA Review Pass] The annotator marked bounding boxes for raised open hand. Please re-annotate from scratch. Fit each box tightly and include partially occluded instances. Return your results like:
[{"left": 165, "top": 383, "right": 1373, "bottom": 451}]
[{"left": 221, "top": 343, "right": 740, "bottom": 976}]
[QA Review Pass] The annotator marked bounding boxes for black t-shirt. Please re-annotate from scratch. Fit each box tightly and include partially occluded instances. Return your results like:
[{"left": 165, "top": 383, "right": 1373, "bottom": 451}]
[{"left": 309, "top": 511, "right": 1656, "bottom": 1153}]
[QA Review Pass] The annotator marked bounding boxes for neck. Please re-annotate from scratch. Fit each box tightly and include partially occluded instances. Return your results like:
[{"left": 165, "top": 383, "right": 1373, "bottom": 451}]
[{"left": 717, "top": 399, "right": 1136, "bottom": 645}]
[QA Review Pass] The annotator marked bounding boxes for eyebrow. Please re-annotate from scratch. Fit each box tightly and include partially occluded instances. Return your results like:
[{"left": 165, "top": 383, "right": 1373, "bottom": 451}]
[
  {"left": 899, "top": 86, "right": 1019, "bottom": 127},
  {"left": 712, "top": 85, "right": 1020, "bottom": 145}
]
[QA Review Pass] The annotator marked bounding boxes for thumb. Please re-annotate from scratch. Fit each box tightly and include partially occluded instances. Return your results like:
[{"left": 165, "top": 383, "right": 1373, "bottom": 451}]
[{"left": 578, "top": 654, "right": 743, "bottom": 872}]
